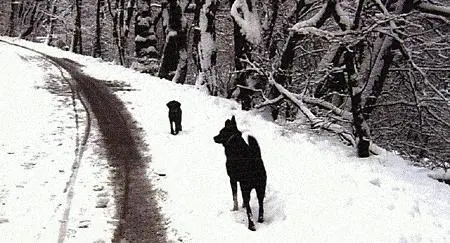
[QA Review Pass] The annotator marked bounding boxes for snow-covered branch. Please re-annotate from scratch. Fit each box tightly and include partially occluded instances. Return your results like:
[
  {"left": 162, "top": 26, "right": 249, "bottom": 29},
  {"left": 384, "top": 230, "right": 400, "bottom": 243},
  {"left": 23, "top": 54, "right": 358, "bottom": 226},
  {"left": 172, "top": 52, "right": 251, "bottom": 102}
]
[
  {"left": 414, "top": 0, "right": 450, "bottom": 18},
  {"left": 230, "top": 0, "right": 262, "bottom": 45}
]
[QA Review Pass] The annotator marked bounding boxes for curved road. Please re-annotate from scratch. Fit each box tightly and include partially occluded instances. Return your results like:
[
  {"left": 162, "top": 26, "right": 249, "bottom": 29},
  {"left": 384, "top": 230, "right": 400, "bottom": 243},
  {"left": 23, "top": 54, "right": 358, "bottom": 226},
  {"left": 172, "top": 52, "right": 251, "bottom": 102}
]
[
  {"left": 0, "top": 40, "right": 167, "bottom": 242},
  {"left": 49, "top": 57, "right": 167, "bottom": 242}
]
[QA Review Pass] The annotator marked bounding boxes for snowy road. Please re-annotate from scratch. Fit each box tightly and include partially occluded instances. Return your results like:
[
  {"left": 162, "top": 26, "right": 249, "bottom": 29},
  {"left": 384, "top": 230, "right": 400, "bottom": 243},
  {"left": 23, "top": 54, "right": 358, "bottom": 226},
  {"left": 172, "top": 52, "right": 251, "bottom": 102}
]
[
  {"left": 47, "top": 56, "right": 167, "bottom": 242},
  {"left": 0, "top": 41, "right": 166, "bottom": 242}
]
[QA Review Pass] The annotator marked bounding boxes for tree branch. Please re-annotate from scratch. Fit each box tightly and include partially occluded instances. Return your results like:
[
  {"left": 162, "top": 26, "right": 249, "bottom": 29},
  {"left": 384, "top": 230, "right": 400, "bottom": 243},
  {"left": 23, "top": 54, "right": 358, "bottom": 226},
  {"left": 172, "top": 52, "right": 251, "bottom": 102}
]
[{"left": 414, "top": 0, "right": 450, "bottom": 18}]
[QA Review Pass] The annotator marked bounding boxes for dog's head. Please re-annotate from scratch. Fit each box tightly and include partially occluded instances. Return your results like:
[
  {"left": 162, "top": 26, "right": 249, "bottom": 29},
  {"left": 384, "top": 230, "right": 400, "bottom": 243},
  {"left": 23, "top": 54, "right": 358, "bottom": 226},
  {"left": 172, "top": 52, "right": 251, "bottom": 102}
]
[
  {"left": 166, "top": 100, "right": 181, "bottom": 111},
  {"left": 214, "top": 116, "right": 241, "bottom": 145}
]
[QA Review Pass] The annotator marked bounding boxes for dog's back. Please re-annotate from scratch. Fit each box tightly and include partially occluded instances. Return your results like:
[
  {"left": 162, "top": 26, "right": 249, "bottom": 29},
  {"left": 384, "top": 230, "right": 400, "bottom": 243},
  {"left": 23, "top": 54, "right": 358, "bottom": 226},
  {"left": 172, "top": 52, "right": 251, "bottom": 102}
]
[{"left": 224, "top": 134, "right": 266, "bottom": 183}]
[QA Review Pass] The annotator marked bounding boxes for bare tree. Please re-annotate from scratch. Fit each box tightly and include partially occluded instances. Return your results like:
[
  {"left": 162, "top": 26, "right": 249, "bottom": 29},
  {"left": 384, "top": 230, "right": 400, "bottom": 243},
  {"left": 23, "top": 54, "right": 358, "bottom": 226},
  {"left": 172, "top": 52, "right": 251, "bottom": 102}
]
[
  {"left": 230, "top": 0, "right": 262, "bottom": 110},
  {"left": 158, "top": 0, "right": 188, "bottom": 84},
  {"left": 19, "top": 0, "right": 45, "bottom": 39},
  {"left": 7, "top": 0, "right": 19, "bottom": 36},
  {"left": 244, "top": 0, "right": 449, "bottom": 160},
  {"left": 70, "top": 0, "right": 82, "bottom": 53},
  {"left": 131, "top": 0, "right": 160, "bottom": 73},
  {"left": 92, "top": 0, "right": 104, "bottom": 57},
  {"left": 193, "top": 0, "right": 218, "bottom": 95}
]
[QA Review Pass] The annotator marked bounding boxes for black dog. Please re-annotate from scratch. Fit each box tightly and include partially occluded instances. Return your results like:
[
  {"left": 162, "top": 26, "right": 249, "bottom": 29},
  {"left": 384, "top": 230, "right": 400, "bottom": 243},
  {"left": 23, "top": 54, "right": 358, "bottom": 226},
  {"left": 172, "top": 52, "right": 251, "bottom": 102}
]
[
  {"left": 214, "top": 116, "right": 267, "bottom": 231},
  {"left": 166, "top": 100, "right": 182, "bottom": 135}
]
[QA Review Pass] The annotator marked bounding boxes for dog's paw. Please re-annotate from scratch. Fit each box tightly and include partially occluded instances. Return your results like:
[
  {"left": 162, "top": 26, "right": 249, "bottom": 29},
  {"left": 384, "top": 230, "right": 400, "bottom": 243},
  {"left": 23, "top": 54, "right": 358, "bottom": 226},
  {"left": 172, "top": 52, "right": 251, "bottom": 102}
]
[
  {"left": 248, "top": 222, "right": 256, "bottom": 231},
  {"left": 258, "top": 216, "right": 264, "bottom": 223}
]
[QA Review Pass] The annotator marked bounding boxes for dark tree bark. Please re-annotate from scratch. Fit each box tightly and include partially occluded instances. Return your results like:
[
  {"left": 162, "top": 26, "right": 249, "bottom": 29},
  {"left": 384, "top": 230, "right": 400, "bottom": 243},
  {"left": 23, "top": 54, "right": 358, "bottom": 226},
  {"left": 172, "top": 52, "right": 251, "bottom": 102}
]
[
  {"left": 93, "top": 0, "right": 103, "bottom": 57},
  {"left": 7, "top": 0, "right": 18, "bottom": 37},
  {"left": 108, "top": 0, "right": 126, "bottom": 64},
  {"left": 71, "top": 0, "right": 83, "bottom": 54},
  {"left": 158, "top": 0, "right": 188, "bottom": 84},
  {"left": 264, "top": 0, "right": 279, "bottom": 59},
  {"left": 124, "top": 0, "right": 135, "bottom": 38},
  {"left": 19, "top": 1, "right": 40, "bottom": 39}
]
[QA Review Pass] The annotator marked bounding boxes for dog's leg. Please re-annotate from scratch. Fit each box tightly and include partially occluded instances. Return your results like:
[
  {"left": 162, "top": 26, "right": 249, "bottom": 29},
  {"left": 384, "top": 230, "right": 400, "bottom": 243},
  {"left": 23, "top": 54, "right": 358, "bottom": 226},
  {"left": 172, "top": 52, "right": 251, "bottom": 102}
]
[
  {"left": 256, "top": 184, "right": 266, "bottom": 223},
  {"left": 230, "top": 179, "right": 238, "bottom": 211},
  {"left": 241, "top": 188, "right": 255, "bottom": 231},
  {"left": 175, "top": 122, "right": 182, "bottom": 134},
  {"left": 170, "top": 121, "right": 175, "bottom": 135}
]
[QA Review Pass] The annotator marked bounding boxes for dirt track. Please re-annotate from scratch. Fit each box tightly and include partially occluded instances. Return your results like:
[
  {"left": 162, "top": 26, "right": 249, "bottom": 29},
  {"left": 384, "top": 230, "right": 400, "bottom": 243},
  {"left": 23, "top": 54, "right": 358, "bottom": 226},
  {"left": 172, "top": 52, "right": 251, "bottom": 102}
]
[{"left": 49, "top": 57, "right": 167, "bottom": 242}]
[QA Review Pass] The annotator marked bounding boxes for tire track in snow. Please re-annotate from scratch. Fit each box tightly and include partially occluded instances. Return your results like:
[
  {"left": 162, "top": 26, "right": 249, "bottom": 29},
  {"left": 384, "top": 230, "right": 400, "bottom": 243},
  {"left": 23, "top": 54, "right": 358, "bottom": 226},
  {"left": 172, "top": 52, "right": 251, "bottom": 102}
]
[
  {"left": 0, "top": 40, "right": 92, "bottom": 241},
  {"left": 49, "top": 59, "right": 92, "bottom": 243},
  {"left": 1, "top": 40, "right": 167, "bottom": 242},
  {"left": 46, "top": 57, "right": 167, "bottom": 242}
]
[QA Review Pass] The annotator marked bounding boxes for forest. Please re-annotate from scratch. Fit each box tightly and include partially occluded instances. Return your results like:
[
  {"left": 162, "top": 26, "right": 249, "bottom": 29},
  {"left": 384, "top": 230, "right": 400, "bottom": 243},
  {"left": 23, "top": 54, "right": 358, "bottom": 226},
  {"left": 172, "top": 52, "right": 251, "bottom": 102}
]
[{"left": 0, "top": 0, "right": 449, "bottom": 169}]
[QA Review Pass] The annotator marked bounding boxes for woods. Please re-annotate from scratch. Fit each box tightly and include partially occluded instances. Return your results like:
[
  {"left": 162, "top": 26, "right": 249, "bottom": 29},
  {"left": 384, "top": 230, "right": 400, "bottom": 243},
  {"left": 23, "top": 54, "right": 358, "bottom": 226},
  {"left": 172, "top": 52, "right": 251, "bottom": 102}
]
[{"left": 0, "top": 0, "right": 448, "bottom": 167}]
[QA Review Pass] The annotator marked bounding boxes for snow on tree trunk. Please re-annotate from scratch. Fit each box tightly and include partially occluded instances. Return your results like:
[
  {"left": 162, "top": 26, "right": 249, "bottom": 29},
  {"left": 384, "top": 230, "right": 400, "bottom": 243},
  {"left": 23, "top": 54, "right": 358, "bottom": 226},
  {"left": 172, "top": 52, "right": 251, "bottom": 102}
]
[
  {"left": 132, "top": 0, "right": 159, "bottom": 74},
  {"left": 44, "top": 5, "right": 57, "bottom": 46},
  {"left": 278, "top": 0, "right": 334, "bottom": 85},
  {"left": 158, "top": 0, "right": 188, "bottom": 84},
  {"left": 194, "top": 0, "right": 218, "bottom": 95},
  {"left": 230, "top": 0, "right": 262, "bottom": 45},
  {"left": 230, "top": 0, "right": 262, "bottom": 110}
]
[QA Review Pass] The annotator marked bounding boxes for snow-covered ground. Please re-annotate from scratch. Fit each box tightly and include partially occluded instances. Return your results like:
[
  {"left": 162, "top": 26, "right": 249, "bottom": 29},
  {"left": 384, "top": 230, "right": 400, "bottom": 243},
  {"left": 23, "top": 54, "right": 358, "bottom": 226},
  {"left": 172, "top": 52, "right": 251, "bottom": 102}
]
[{"left": 1, "top": 37, "right": 449, "bottom": 243}]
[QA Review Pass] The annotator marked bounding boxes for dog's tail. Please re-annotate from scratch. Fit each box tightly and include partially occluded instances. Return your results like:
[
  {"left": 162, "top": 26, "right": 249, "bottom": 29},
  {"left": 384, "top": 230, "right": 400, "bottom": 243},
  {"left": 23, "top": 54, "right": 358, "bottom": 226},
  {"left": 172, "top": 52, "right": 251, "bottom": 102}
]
[{"left": 247, "top": 135, "right": 261, "bottom": 158}]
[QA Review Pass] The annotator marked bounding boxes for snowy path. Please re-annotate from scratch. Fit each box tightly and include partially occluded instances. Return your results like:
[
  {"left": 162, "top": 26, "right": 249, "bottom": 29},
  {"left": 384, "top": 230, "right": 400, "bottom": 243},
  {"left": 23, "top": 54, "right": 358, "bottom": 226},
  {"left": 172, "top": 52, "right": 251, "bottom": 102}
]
[
  {"left": 49, "top": 57, "right": 167, "bottom": 242},
  {"left": 0, "top": 41, "right": 115, "bottom": 242}
]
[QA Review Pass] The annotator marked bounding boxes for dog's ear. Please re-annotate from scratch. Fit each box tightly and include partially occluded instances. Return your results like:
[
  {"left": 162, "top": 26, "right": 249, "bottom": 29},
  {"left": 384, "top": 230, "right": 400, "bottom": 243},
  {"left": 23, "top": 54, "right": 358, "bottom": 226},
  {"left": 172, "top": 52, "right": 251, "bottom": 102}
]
[
  {"left": 231, "top": 116, "right": 237, "bottom": 127},
  {"left": 225, "top": 119, "right": 231, "bottom": 127},
  {"left": 166, "top": 101, "right": 172, "bottom": 108}
]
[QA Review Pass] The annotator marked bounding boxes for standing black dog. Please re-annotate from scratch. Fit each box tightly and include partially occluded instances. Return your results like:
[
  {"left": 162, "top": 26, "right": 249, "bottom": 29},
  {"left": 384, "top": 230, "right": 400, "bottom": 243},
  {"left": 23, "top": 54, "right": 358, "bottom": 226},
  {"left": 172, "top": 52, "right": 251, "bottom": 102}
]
[
  {"left": 213, "top": 116, "right": 267, "bottom": 231},
  {"left": 166, "top": 100, "right": 182, "bottom": 135}
]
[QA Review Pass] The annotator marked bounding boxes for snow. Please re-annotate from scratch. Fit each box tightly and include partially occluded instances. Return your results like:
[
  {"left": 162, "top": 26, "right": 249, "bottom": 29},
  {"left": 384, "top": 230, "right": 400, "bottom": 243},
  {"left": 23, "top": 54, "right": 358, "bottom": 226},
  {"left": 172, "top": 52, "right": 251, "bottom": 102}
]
[
  {"left": 230, "top": 0, "right": 262, "bottom": 45},
  {"left": 1, "top": 37, "right": 450, "bottom": 242}
]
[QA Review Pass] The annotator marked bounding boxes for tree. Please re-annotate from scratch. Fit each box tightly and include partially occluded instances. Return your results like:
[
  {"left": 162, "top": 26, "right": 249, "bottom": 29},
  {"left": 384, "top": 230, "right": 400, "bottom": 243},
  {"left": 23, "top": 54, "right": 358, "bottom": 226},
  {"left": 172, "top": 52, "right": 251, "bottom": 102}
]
[
  {"left": 242, "top": 0, "right": 449, "bottom": 160},
  {"left": 230, "top": 0, "right": 262, "bottom": 110},
  {"left": 92, "top": 0, "right": 104, "bottom": 57},
  {"left": 193, "top": 0, "right": 218, "bottom": 95},
  {"left": 7, "top": 0, "right": 19, "bottom": 37},
  {"left": 71, "top": 0, "right": 82, "bottom": 53},
  {"left": 158, "top": 0, "right": 188, "bottom": 84},
  {"left": 19, "top": 0, "right": 45, "bottom": 39},
  {"left": 131, "top": 0, "right": 160, "bottom": 74}
]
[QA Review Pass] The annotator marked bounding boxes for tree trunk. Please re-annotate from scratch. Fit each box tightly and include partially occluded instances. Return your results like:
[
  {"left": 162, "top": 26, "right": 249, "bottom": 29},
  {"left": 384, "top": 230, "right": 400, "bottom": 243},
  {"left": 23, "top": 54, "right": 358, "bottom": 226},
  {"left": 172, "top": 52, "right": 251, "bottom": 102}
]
[
  {"left": 71, "top": 0, "right": 83, "bottom": 54},
  {"left": 7, "top": 0, "right": 18, "bottom": 37},
  {"left": 194, "top": 0, "right": 218, "bottom": 95},
  {"left": 230, "top": 0, "right": 261, "bottom": 110},
  {"left": 19, "top": 1, "right": 40, "bottom": 39},
  {"left": 158, "top": 0, "right": 188, "bottom": 84},
  {"left": 109, "top": 0, "right": 126, "bottom": 65},
  {"left": 263, "top": 0, "right": 279, "bottom": 59},
  {"left": 132, "top": 0, "right": 160, "bottom": 74},
  {"left": 93, "top": 0, "right": 103, "bottom": 57},
  {"left": 45, "top": 4, "right": 57, "bottom": 46}
]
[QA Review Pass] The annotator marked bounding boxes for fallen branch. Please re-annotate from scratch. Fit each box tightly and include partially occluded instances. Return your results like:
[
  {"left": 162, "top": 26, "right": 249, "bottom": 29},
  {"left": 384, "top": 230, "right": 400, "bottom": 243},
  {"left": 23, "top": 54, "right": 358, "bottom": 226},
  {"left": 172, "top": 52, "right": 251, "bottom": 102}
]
[{"left": 267, "top": 73, "right": 356, "bottom": 146}]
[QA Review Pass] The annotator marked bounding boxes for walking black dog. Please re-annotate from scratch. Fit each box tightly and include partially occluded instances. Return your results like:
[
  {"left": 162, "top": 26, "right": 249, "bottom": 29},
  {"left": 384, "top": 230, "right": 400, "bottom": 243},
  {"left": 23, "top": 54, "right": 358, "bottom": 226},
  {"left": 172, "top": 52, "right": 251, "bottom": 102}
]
[
  {"left": 213, "top": 116, "right": 267, "bottom": 231},
  {"left": 166, "top": 100, "right": 182, "bottom": 135}
]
